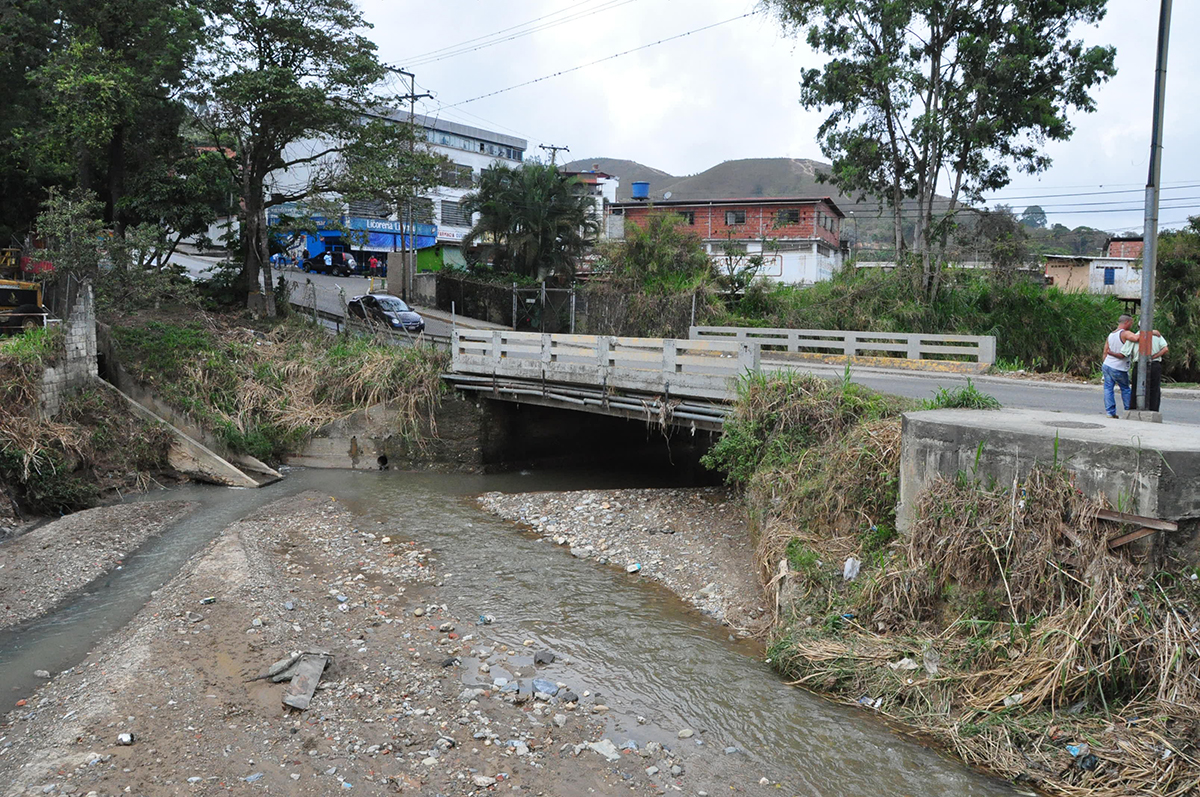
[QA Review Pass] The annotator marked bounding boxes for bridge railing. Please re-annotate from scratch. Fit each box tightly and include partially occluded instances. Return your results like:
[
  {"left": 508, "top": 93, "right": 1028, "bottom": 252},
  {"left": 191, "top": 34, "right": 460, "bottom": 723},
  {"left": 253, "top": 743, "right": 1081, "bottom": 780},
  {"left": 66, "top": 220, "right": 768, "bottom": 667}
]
[
  {"left": 690, "top": 326, "right": 996, "bottom": 371},
  {"left": 453, "top": 330, "right": 759, "bottom": 401}
]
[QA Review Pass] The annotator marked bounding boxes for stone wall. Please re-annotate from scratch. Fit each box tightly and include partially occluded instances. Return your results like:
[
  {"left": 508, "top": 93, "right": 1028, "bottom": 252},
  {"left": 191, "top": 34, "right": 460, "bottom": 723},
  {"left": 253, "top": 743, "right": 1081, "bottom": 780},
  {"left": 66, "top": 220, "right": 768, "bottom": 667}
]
[{"left": 39, "top": 283, "right": 97, "bottom": 418}]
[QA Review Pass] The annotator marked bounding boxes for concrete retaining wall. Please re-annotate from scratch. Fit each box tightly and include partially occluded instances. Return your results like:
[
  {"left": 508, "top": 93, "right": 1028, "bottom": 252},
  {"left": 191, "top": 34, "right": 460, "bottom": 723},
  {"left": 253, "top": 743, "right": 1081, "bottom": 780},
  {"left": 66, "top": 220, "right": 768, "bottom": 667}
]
[
  {"left": 39, "top": 283, "right": 97, "bottom": 418},
  {"left": 898, "top": 409, "right": 1200, "bottom": 532}
]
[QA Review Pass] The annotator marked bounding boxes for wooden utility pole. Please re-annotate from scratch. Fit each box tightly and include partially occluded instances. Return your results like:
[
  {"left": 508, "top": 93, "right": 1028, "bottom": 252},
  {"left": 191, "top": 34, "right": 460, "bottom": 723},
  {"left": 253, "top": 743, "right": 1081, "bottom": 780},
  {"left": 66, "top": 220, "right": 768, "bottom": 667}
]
[{"left": 539, "top": 144, "right": 569, "bottom": 166}]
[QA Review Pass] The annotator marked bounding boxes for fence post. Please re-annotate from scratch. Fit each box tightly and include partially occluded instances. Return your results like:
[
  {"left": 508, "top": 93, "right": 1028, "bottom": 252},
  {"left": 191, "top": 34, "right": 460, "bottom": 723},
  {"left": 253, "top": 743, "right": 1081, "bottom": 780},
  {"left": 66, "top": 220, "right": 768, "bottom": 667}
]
[
  {"left": 570, "top": 291, "right": 576, "bottom": 334},
  {"left": 843, "top": 332, "right": 857, "bottom": 357},
  {"left": 540, "top": 281, "right": 546, "bottom": 333},
  {"left": 541, "top": 333, "right": 552, "bottom": 370},
  {"left": 491, "top": 330, "right": 503, "bottom": 369},
  {"left": 512, "top": 283, "right": 517, "bottom": 331}
]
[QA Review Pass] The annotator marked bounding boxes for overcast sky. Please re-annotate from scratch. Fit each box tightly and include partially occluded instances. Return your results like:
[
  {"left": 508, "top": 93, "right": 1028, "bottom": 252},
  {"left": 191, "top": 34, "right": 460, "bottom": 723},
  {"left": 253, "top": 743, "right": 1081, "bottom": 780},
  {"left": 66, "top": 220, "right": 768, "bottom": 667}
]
[{"left": 360, "top": 0, "right": 1199, "bottom": 233}]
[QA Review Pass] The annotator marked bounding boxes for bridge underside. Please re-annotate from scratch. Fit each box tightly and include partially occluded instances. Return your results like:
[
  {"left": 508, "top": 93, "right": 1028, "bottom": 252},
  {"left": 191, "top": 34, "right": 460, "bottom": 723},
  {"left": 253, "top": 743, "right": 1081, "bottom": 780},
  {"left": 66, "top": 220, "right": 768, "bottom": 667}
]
[{"left": 443, "top": 374, "right": 728, "bottom": 432}]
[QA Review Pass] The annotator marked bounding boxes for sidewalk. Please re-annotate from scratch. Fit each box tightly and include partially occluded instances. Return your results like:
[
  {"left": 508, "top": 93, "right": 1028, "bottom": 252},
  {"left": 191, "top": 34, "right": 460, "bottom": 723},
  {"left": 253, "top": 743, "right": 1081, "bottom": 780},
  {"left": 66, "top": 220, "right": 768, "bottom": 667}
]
[{"left": 410, "top": 304, "right": 510, "bottom": 331}]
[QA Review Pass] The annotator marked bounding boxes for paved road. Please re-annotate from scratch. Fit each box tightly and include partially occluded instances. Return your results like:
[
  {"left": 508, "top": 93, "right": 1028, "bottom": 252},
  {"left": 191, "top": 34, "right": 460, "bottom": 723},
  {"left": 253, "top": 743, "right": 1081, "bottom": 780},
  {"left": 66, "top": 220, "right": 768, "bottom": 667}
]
[{"left": 784, "top": 361, "right": 1200, "bottom": 426}]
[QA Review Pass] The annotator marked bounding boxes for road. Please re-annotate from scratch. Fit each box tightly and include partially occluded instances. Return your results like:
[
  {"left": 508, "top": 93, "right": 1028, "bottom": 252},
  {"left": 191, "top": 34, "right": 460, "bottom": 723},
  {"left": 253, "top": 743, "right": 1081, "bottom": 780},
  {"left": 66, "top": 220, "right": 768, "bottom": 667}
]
[
  {"left": 167, "top": 252, "right": 1200, "bottom": 425},
  {"left": 783, "top": 360, "right": 1200, "bottom": 426}
]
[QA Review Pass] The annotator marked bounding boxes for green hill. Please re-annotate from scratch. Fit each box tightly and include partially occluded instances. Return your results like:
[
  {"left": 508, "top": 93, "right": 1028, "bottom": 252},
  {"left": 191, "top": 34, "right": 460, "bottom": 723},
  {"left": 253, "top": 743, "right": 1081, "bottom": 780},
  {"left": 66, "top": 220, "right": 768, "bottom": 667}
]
[{"left": 563, "top": 156, "right": 844, "bottom": 203}]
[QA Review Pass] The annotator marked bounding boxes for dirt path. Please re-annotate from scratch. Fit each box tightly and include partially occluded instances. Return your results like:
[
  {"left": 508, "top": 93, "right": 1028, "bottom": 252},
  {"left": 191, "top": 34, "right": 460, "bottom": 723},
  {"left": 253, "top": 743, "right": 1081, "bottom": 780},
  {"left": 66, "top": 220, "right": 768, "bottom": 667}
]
[{"left": 0, "top": 491, "right": 787, "bottom": 796}]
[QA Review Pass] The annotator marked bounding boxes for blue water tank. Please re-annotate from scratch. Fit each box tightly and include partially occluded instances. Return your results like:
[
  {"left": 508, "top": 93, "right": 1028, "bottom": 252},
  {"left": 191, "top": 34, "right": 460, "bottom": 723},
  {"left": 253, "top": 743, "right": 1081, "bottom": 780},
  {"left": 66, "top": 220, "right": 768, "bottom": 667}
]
[{"left": 631, "top": 181, "right": 650, "bottom": 200}]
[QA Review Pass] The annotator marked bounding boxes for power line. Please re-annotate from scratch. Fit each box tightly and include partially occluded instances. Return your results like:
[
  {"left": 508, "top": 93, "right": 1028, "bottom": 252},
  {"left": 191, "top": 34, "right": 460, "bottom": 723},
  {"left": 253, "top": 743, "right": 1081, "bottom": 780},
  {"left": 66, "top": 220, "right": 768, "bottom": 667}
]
[
  {"left": 401, "top": 0, "right": 642, "bottom": 69},
  {"left": 442, "top": 11, "right": 759, "bottom": 108}
]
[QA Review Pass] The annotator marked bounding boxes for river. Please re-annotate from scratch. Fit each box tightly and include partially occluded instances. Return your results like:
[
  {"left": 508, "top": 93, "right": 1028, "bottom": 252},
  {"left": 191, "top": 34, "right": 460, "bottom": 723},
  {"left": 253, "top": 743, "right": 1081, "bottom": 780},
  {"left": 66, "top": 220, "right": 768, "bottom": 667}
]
[{"left": 0, "top": 466, "right": 1021, "bottom": 796}]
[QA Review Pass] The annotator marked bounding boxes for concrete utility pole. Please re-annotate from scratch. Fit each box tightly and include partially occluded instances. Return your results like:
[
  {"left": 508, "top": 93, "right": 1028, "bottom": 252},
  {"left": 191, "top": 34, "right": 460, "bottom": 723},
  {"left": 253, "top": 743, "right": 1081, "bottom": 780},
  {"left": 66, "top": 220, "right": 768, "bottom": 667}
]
[
  {"left": 539, "top": 144, "right": 569, "bottom": 166},
  {"left": 1136, "top": 0, "right": 1172, "bottom": 419},
  {"left": 386, "top": 66, "right": 432, "bottom": 301}
]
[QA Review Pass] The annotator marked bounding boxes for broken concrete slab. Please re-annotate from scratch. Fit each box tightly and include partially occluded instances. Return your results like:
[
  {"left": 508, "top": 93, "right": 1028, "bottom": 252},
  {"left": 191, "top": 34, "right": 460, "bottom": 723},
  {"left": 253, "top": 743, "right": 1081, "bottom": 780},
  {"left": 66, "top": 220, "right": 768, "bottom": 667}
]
[{"left": 282, "top": 653, "right": 330, "bottom": 711}]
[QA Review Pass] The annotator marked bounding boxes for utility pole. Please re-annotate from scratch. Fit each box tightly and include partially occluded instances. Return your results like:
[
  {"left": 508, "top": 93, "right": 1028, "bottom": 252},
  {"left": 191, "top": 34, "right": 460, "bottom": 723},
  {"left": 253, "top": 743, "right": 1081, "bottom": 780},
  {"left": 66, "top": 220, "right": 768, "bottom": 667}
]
[
  {"left": 385, "top": 66, "right": 432, "bottom": 301},
  {"left": 539, "top": 143, "right": 569, "bottom": 166},
  {"left": 1136, "top": 0, "right": 1172, "bottom": 419}
]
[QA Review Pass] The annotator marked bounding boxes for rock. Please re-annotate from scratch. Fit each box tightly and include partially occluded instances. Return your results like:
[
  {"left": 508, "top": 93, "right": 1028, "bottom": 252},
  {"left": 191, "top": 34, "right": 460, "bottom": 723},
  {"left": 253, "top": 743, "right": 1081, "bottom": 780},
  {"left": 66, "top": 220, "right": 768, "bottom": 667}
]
[
  {"left": 244, "top": 773, "right": 263, "bottom": 783},
  {"left": 33, "top": 670, "right": 50, "bottom": 679},
  {"left": 533, "top": 651, "right": 555, "bottom": 665},
  {"left": 592, "top": 704, "right": 609, "bottom": 713},
  {"left": 472, "top": 775, "right": 497, "bottom": 788},
  {"left": 645, "top": 765, "right": 660, "bottom": 777},
  {"left": 620, "top": 739, "right": 638, "bottom": 751},
  {"left": 438, "top": 622, "right": 454, "bottom": 632},
  {"left": 559, "top": 690, "right": 579, "bottom": 703},
  {"left": 552, "top": 714, "right": 567, "bottom": 728},
  {"left": 531, "top": 678, "right": 558, "bottom": 696},
  {"left": 116, "top": 733, "right": 134, "bottom": 746},
  {"left": 187, "top": 777, "right": 202, "bottom": 784},
  {"left": 759, "top": 778, "right": 770, "bottom": 785},
  {"left": 441, "top": 657, "right": 461, "bottom": 668},
  {"left": 670, "top": 764, "right": 683, "bottom": 776},
  {"left": 185, "top": 612, "right": 203, "bottom": 623},
  {"left": 413, "top": 607, "right": 425, "bottom": 617},
  {"left": 724, "top": 746, "right": 739, "bottom": 755},
  {"left": 284, "top": 601, "right": 295, "bottom": 611},
  {"left": 677, "top": 729, "right": 694, "bottom": 739},
  {"left": 587, "top": 739, "right": 621, "bottom": 762}
]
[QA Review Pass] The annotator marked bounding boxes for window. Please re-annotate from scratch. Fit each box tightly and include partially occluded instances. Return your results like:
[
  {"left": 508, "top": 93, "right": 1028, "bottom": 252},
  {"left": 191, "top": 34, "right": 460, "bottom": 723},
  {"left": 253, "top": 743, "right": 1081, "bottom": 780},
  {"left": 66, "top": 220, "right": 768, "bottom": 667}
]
[
  {"left": 725, "top": 209, "right": 746, "bottom": 225},
  {"left": 1103, "top": 267, "right": 1116, "bottom": 285},
  {"left": 347, "top": 199, "right": 389, "bottom": 219},
  {"left": 440, "top": 200, "right": 470, "bottom": 228},
  {"left": 439, "top": 163, "right": 474, "bottom": 188},
  {"left": 677, "top": 211, "right": 695, "bottom": 225},
  {"left": 402, "top": 198, "right": 434, "bottom": 224},
  {"left": 776, "top": 209, "right": 800, "bottom": 225}
]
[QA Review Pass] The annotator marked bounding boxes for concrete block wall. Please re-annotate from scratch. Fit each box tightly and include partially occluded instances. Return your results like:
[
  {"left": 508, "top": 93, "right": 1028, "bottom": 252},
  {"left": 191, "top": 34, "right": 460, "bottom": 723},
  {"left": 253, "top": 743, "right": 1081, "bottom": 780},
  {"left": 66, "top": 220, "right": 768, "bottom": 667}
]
[{"left": 39, "top": 283, "right": 98, "bottom": 418}]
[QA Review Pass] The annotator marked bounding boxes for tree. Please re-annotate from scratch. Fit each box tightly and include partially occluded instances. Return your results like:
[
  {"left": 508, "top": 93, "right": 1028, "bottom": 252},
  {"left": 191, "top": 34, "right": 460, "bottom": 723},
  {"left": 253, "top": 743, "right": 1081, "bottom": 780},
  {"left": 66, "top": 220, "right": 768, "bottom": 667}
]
[
  {"left": 1019, "top": 205, "right": 1047, "bottom": 229},
  {"left": 598, "top": 211, "right": 712, "bottom": 291},
  {"left": 189, "top": 0, "right": 415, "bottom": 312},
  {"left": 1155, "top": 217, "right": 1200, "bottom": 380},
  {"left": 765, "top": 0, "right": 1116, "bottom": 294},
  {"left": 461, "top": 162, "right": 599, "bottom": 280}
]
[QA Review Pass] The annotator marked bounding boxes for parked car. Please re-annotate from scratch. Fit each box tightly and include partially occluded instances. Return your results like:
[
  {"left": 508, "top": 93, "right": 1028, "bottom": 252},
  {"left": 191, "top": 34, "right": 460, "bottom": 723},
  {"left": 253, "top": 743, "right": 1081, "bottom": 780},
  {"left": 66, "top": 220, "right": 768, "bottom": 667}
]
[
  {"left": 302, "top": 250, "right": 357, "bottom": 277},
  {"left": 347, "top": 293, "right": 425, "bottom": 333}
]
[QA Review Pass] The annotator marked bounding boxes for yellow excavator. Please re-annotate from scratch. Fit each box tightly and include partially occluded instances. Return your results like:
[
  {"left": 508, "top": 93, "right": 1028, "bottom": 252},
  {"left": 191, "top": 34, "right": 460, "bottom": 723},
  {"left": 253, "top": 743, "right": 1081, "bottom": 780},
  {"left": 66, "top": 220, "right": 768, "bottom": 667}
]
[{"left": 0, "top": 248, "right": 47, "bottom": 334}]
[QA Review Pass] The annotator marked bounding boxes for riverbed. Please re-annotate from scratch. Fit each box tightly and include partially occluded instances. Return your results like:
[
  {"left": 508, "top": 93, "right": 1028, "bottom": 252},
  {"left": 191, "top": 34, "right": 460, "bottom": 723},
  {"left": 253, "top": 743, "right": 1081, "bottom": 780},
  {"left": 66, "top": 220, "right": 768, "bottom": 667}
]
[{"left": 0, "top": 467, "right": 1020, "bottom": 796}]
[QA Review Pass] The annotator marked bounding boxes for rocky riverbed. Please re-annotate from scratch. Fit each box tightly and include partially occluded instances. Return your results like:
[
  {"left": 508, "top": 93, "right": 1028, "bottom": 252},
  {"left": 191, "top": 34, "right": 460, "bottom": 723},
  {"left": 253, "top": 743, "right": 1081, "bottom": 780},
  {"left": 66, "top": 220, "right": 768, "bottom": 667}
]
[
  {"left": 0, "top": 490, "right": 787, "bottom": 796},
  {"left": 477, "top": 487, "right": 769, "bottom": 636},
  {"left": 0, "top": 501, "right": 195, "bottom": 631}
]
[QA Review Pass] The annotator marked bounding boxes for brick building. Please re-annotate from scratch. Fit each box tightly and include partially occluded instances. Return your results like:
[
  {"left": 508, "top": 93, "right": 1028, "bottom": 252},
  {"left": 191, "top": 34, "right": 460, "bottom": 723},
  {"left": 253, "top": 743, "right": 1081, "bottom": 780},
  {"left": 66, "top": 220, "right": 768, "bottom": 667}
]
[
  {"left": 608, "top": 197, "right": 845, "bottom": 285},
  {"left": 1106, "top": 235, "right": 1144, "bottom": 259}
]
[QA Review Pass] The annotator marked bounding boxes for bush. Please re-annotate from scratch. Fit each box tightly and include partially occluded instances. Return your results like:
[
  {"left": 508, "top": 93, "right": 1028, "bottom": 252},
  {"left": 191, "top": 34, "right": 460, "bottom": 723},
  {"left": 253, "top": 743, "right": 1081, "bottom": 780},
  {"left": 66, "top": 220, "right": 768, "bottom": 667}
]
[{"left": 918, "top": 380, "right": 1001, "bottom": 410}]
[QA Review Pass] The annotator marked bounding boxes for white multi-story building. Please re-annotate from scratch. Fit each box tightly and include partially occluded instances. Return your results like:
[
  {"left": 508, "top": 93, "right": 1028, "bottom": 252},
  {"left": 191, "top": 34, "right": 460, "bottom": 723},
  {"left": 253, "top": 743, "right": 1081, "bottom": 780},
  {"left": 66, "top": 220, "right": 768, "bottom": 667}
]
[
  {"left": 395, "top": 112, "right": 527, "bottom": 269},
  {"left": 264, "top": 112, "right": 526, "bottom": 270}
]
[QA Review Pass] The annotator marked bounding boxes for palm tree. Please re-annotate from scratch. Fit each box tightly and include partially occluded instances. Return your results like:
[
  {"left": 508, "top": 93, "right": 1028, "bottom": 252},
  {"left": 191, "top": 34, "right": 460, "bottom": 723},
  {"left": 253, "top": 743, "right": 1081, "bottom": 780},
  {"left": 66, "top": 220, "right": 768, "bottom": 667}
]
[{"left": 461, "top": 161, "right": 598, "bottom": 279}]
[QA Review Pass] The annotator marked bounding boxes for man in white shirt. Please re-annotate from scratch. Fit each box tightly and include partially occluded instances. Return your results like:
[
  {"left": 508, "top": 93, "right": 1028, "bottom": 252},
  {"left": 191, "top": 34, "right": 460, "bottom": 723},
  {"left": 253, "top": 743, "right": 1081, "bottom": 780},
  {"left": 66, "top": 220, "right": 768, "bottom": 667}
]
[
  {"left": 1101, "top": 315, "right": 1134, "bottom": 418},
  {"left": 1123, "top": 330, "right": 1169, "bottom": 412}
]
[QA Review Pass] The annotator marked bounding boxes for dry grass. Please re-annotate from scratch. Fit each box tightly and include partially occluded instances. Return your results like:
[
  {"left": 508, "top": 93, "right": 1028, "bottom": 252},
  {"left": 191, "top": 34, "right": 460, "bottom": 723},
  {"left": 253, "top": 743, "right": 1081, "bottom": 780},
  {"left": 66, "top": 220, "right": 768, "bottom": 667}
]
[
  {"left": 111, "top": 316, "right": 449, "bottom": 462},
  {"left": 767, "top": 466, "right": 1200, "bottom": 796}
]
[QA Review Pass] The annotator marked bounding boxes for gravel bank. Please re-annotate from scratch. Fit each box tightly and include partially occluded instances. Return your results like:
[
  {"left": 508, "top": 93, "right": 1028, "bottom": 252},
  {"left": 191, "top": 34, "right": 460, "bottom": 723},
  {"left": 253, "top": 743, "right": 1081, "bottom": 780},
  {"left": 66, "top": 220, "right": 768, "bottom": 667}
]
[
  {"left": 477, "top": 487, "right": 769, "bottom": 635},
  {"left": 0, "top": 491, "right": 785, "bottom": 796},
  {"left": 0, "top": 501, "right": 195, "bottom": 630}
]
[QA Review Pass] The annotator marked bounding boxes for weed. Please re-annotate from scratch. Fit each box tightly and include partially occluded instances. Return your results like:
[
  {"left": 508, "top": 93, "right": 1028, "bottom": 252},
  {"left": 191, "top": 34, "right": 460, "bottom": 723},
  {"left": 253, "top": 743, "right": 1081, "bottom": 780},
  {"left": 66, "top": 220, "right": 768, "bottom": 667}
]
[{"left": 918, "top": 379, "right": 1001, "bottom": 410}]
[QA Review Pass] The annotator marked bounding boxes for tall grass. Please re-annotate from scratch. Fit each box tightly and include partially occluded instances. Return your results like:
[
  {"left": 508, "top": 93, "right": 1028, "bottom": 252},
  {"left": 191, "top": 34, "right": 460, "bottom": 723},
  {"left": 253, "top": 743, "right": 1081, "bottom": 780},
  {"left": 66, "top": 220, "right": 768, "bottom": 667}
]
[
  {"left": 111, "top": 318, "right": 448, "bottom": 463},
  {"left": 726, "top": 268, "right": 1123, "bottom": 375}
]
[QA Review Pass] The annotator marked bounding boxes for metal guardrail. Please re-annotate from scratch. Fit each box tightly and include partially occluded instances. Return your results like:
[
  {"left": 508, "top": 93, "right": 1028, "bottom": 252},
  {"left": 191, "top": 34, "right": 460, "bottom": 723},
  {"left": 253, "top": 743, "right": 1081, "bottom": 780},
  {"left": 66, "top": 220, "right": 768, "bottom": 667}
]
[
  {"left": 690, "top": 325, "right": 996, "bottom": 370},
  {"left": 452, "top": 330, "right": 759, "bottom": 401}
]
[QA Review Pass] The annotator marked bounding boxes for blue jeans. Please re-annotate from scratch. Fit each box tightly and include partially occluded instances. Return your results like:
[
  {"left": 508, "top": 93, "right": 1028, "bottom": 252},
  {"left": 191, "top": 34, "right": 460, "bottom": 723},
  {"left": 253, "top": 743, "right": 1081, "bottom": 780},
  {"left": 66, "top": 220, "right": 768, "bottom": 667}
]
[{"left": 1103, "top": 364, "right": 1130, "bottom": 416}]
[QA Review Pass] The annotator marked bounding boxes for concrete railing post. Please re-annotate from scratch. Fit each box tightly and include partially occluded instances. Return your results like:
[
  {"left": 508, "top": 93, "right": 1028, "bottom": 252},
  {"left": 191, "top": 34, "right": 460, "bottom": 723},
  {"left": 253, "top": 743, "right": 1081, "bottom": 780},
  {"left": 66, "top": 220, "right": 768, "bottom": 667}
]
[
  {"left": 663, "top": 338, "right": 678, "bottom": 375},
  {"left": 491, "top": 330, "right": 503, "bottom": 368},
  {"left": 907, "top": 334, "right": 922, "bottom": 360},
  {"left": 843, "top": 332, "right": 857, "bottom": 357},
  {"left": 738, "top": 341, "right": 760, "bottom": 373},
  {"left": 979, "top": 336, "right": 997, "bottom": 366},
  {"left": 541, "top": 334, "right": 553, "bottom": 378}
]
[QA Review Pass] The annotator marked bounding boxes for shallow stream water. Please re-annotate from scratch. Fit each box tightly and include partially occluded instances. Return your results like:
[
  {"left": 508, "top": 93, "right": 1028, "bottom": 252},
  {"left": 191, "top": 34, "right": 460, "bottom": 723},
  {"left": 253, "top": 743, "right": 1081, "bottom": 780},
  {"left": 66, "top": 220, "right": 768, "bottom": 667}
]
[{"left": 0, "top": 467, "right": 1019, "bottom": 795}]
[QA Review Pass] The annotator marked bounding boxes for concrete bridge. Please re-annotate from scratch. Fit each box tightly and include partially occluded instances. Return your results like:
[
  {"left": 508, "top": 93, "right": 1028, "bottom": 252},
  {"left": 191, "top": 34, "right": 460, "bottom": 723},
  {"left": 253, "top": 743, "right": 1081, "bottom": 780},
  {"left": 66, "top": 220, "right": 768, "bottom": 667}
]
[{"left": 443, "top": 327, "right": 997, "bottom": 431}]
